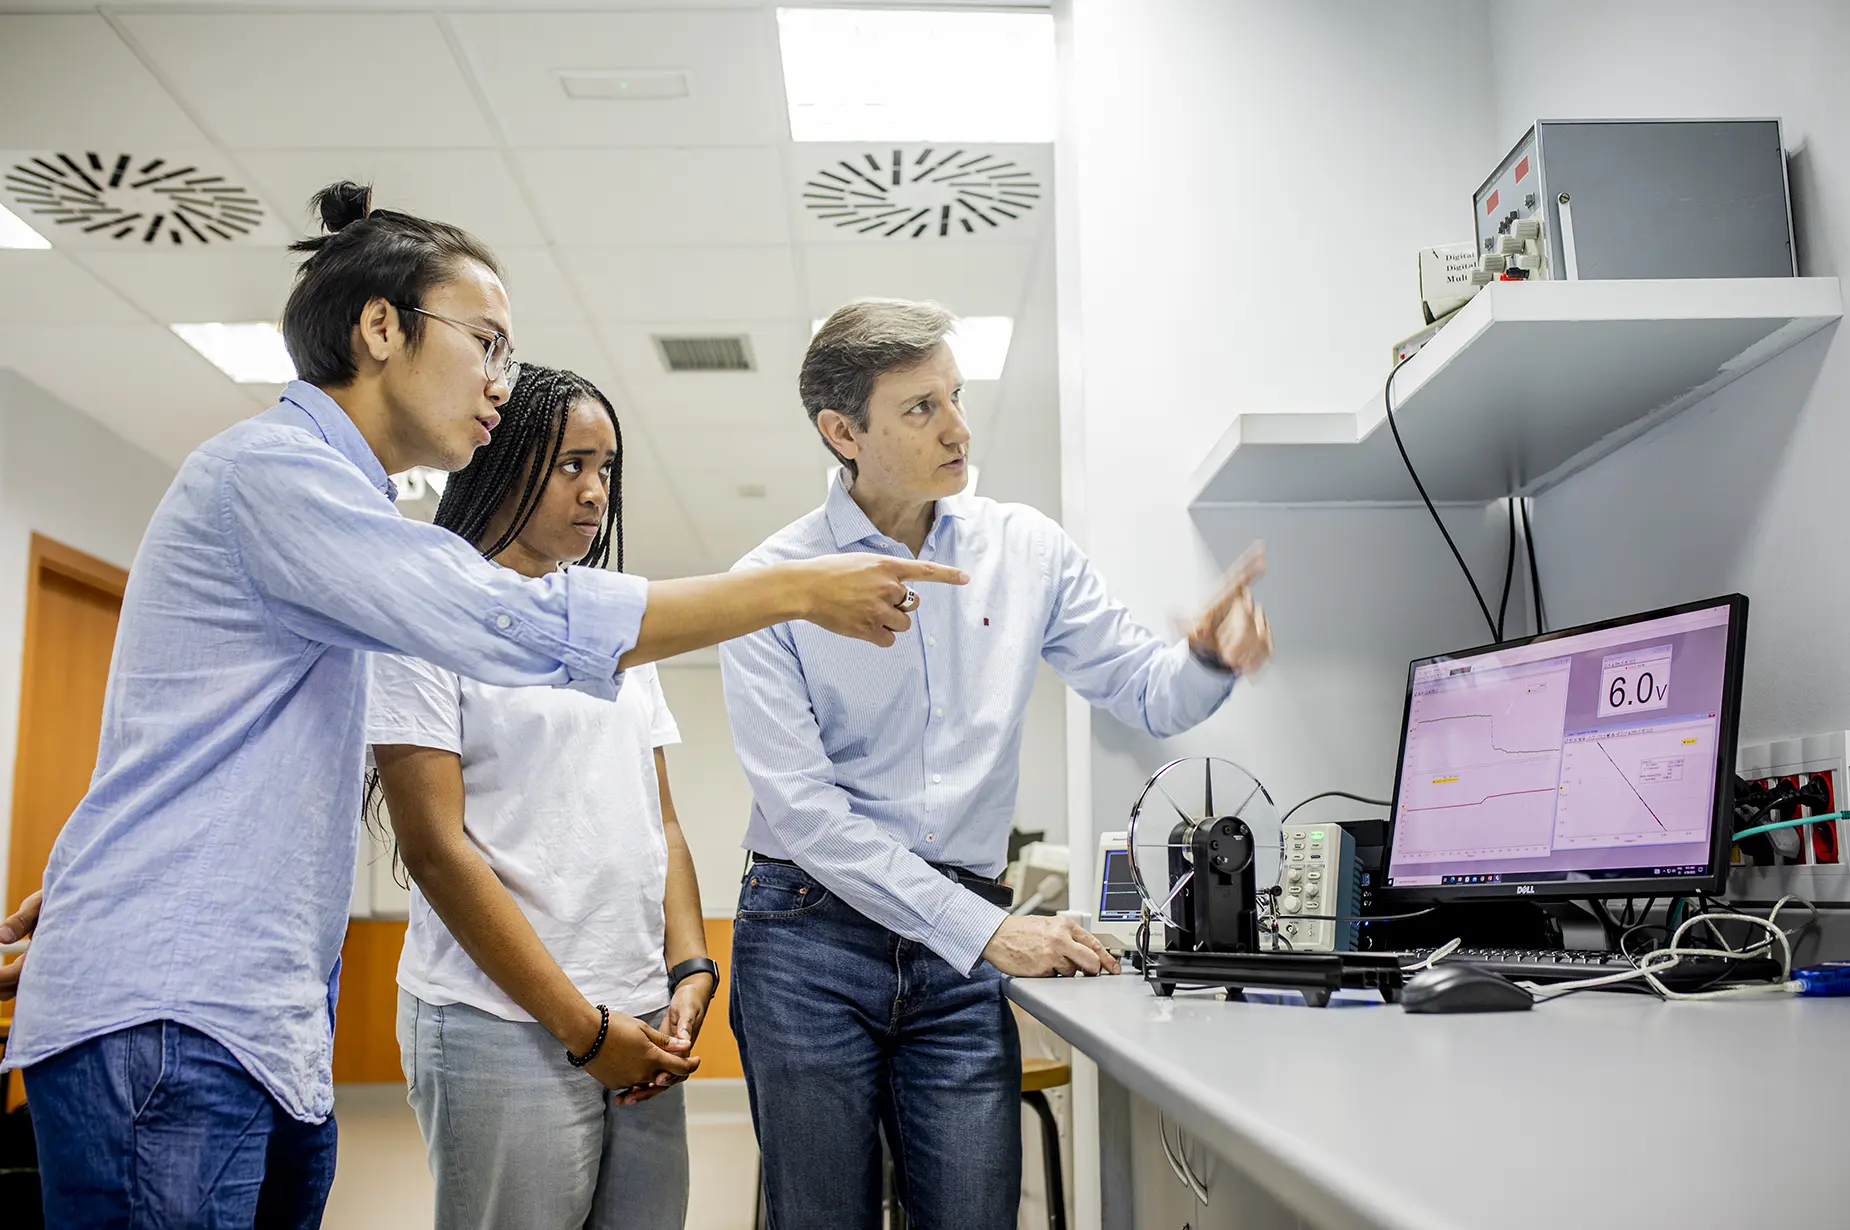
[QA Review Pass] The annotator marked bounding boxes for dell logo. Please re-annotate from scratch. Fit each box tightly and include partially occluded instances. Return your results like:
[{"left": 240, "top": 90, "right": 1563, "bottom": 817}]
[{"left": 1515, "top": 885, "right": 1536, "bottom": 895}]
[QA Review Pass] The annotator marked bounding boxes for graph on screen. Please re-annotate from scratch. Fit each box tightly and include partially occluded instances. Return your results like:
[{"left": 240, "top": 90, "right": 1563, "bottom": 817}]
[
  {"left": 1553, "top": 717, "right": 1718, "bottom": 850},
  {"left": 1394, "top": 658, "right": 1572, "bottom": 864}
]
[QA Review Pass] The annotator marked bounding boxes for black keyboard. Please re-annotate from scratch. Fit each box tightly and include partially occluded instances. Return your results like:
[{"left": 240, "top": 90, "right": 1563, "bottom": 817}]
[{"left": 1394, "top": 947, "right": 1781, "bottom": 990}]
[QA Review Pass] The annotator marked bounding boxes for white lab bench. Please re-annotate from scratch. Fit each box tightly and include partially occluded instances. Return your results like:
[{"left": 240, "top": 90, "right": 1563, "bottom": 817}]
[{"left": 1007, "top": 972, "right": 1847, "bottom": 1230}]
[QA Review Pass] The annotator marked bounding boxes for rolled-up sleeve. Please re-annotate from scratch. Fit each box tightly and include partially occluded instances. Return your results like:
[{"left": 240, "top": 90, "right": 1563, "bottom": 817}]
[
  {"left": 1040, "top": 522, "right": 1234, "bottom": 738},
  {"left": 720, "top": 623, "right": 1007, "bottom": 975},
  {"left": 224, "top": 437, "right": 645, "bottom": 699}
]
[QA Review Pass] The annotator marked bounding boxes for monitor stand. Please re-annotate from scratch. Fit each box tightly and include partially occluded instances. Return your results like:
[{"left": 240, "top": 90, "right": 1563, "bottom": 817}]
[{"left": 1358, "top": 900, "right": 1562, "bottom": 953}]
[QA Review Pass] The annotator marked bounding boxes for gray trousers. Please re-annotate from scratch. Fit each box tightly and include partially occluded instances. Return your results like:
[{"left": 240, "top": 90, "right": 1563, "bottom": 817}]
[{"left": 398, "top": 990, "right": 689, "bottom": 1230}]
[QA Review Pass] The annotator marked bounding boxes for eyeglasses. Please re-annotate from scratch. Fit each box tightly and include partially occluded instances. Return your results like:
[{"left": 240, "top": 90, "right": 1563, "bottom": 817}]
[{"left": 394, "top": 304, "right": 520, "bottom": 390}]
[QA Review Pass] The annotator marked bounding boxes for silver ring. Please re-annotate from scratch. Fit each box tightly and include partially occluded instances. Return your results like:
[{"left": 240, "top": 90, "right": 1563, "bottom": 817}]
[{"left": 897, "top": 589, "right": 920, "bottom": 613}]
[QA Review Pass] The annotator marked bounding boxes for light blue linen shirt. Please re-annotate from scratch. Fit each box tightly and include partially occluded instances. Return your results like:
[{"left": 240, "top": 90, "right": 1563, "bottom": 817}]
[
  {"left": 3, "top": 382, "right": 647, "bottom": 1122},
  {"left": 719, "top": 476, "right": 1235, "bottom": 975}
]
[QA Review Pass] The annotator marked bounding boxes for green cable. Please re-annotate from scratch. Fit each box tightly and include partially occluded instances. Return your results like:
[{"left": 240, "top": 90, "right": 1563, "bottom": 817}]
[{"left": 1731, "top": 811, "right": 1850, "bottom": 842}]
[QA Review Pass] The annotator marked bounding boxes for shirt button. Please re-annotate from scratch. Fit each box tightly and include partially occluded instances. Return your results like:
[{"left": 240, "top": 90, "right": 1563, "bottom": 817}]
[
  {"left": 932, "top": 773, "right": 943, "bottom": 784},
  {"left": 934, "top": 707, "right": 944, "bottom": 718},
  {"left": 927, "top": 636, "right": 937, "bottom": 647},
  {"left": 926, "top": 833, "right": 936, "bottom": 842},
  {"left": 495, "top": 614, "right": 512, "bottom": 630}
]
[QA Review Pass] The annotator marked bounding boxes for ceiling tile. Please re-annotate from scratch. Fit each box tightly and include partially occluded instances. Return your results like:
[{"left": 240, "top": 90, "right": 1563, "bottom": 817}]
[
  {"left": 518, "top": 148, "right": 789, "bottom": 246},
  {"left": 499, "top": 248, "right": 585, "bottom": 327},
  {"left": 239, "top": 149, "right": 541, "bottom": 247},
  {"left": 567, "top": 246, "right": 800, "bottom": 322},
  {"left": 74, "top": 246, "right": 298, "bottom": 324},
  {"left": 507, "top": 323, "right": 614, "bottom": 391},
  {"left": 448, "top": 10, "right": 785, "bottom": 148},
  {"left": 116, "top": 13, "right": 495, "bottom": 149},
  {"left": 0, "top": 251, "right": 147, "bottom": 326},
  {"left": 0, "top": 324, "right": 255, "bottom": 465},
  {"left": 0, "top": 15, "right": 213, "bottom": 150},
  {"left": 803, "top": 242, "right": 1034, "bottom": 317}
]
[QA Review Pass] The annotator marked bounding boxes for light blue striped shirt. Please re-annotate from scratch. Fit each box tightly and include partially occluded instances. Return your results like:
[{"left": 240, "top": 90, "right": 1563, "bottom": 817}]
[
  {"left": 3, "top": 382, "right": 647, "bottom": 1122},
  {"left": 720, "top": 476, "right": 1235, "bottom": 975}
]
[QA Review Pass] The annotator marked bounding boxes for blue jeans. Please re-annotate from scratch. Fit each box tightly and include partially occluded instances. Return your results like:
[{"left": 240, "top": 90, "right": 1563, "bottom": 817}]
[
  {"left": 730, "top": 861, "right": 1021, "bottom": 1230},
  {"left": 24, "top": 1020, "right": 337, "bottom": 1229},
  {"left": 398, "top": 991, "right": 688, "bottom": 1230}
]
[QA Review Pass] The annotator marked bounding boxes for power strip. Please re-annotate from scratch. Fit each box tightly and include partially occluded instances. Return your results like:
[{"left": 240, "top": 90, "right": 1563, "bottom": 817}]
[{"left": 1272, "top": 823, "right": 1361, "bottom": 952}]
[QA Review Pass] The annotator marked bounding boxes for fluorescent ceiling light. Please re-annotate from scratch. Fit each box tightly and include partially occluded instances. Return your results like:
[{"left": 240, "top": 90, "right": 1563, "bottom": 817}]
[
  {"left": 171, "top": 322, "right": 297, "bottom": 384},
  {"left": 776, "top": 8, "right": 1055, "bottom": 142},
  {"left": 810, "top": 315, "right": 1014, "bottom": 381},
  {"left": 0, "top": 202, "right": 51, "bottom": 249}
]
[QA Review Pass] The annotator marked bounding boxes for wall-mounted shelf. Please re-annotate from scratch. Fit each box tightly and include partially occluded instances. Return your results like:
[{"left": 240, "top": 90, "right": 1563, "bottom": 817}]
[{"left": 1188, "top": 278, "right": 1843, "bottom": 507}]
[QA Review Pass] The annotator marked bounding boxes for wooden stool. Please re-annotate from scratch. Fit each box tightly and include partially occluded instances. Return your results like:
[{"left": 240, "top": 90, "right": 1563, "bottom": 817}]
[{"left": 1021, "top": 1056, "right": 1071, "bottom": 1230}]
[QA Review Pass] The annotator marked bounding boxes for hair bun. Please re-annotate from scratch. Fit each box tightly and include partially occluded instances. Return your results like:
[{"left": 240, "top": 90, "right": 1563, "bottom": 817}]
[{"left": 308, "top": 181, "right": 373, "bottom": 233}]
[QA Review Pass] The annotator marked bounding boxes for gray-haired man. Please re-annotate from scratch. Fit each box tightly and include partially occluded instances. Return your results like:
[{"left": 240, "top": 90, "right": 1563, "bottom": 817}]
[{"left": 721, "top": 298, "right": 1271, "bottom": 1227}]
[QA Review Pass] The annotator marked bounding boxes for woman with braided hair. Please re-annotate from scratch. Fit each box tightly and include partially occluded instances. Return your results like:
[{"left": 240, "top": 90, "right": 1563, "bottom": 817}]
[{"left": 367, "top": 364, "right": 711, "bottom": 1229}]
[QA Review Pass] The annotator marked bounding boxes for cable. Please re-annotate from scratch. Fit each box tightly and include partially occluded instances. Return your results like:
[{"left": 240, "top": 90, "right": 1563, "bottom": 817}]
[
  {"left": 1405, "top": 938, "right": 1461, "bottom": 971},
  {"left": 1158, "top": 1116, "right": 1209, "bottom": 1205},
  {"left": 1518, "top": 497, "right": 1546, "bottom": 634},
  {"left": 1279, "top": 790, "right": 1391, "bottom": 826},
  {"left": 1383, "top": 360, "right": 1499, "bottom": 642},
  {"left": 1733, "top": 810, "right": 1849, "bottom": 843},
  {"left": 1521, "top": 895, "right": 1811, "bottom": 1002},
  {"left": 1496, "top": 497, "right": 1517, "bottom": 641}
]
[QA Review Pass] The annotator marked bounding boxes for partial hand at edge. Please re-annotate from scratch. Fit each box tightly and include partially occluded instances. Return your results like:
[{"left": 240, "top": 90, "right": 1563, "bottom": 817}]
[{"left": 0, "top": 889, "right": 41, "bottom": 1000}]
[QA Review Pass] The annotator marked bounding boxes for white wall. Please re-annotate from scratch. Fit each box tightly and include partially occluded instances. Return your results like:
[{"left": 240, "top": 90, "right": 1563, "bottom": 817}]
[
  {"left": 0, "top": 371, "right": 175, "bottom": 899},
  {"left": 659, "top": 654, "right": 1070, "bottom": 918},
  {"left": 1056, "top": 0, "right": 1503, "bottom": 866},
  {"left": 655, "top": 664, "right": 756, "bottom": 915},
  {"left": 1495, "top": 0, "right": 1850, "bottom": 748}
]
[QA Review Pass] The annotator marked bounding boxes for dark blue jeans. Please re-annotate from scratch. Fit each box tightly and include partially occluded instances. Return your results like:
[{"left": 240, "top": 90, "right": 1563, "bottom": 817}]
[
  {"left": 731, "top": 861, "right": 1021, "bottom": 1230},
  {"left": 24, "top": 1020, "right": 337, "bottom": 1229}
]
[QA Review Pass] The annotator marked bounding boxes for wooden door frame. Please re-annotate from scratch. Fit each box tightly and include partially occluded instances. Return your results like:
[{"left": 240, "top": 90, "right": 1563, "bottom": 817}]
[{"left": 7, "top": 533, "right": 128, "bottom": 905}]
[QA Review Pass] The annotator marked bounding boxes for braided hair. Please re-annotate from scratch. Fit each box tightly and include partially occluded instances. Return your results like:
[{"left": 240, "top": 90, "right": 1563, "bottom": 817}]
[
  {"left": 435, "top": 363, "right": 625, "bottom": 570},
  {"left": 363, "top": 363, "right": 625, "bottom": 876}
]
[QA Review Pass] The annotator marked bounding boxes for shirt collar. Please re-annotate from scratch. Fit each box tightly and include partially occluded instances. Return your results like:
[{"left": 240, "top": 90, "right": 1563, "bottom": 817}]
[
  {"left": 823, "top": 468, "right": 974, "bottom": 551},
  {"left": 279, "top": 380, "right": 398, "bottom": 501}
]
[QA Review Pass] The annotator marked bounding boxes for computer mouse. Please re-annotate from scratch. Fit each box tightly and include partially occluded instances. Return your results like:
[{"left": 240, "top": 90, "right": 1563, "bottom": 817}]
[{"left": 1400, "top": 964, "right": 1535, "bottom": 1014}]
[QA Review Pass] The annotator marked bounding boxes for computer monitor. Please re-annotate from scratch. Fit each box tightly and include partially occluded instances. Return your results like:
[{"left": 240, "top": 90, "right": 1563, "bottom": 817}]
[{"left": 1378, "top": 594, "right": 1748, "bottom": 903}]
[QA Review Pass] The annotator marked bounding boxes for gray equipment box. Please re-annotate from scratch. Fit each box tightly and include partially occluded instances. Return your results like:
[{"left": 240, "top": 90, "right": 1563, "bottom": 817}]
[{"left": 1474, "top": 119, "right": 1794, "bottom": 281}]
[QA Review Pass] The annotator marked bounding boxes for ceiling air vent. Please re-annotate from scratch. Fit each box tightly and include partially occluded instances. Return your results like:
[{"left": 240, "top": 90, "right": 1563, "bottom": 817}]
[
  {"left": 803, "top": 148, "right": 1041, "bottom": 238},
  {"left": 654, "top": 335, "right": 755, "bottom": 373},
  {"left": 1, "top": 151, "right": 269, "bottom": 246}
]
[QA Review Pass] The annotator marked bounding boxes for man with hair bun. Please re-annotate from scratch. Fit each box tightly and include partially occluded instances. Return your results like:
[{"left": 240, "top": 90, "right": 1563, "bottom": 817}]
[{"left": 0, "top": 186, "right": 964, "bottom": 1224}]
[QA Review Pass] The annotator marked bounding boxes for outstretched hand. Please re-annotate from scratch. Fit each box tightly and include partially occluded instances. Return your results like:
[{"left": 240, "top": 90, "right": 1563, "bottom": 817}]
[
  {"left": 796, "top": 554, "right": 969, "bottom": 647},
  {"left": 1188, "top": 542, "right": 1272, "bottom": 675}
]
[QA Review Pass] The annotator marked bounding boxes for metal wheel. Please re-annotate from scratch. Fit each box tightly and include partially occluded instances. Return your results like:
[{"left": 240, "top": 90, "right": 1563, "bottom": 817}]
[{"left": 1126, "top": 756, "right": 1277, "bottom": 930}]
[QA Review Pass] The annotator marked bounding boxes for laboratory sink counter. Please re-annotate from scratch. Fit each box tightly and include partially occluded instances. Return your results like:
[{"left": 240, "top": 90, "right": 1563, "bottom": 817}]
[{"left": 1007, "top": 972, "right": 1848, "bottom": 1230}]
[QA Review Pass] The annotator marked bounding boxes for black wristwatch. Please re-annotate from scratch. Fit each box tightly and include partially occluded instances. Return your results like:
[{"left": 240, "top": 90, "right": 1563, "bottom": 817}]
[{"left": 667, "top": 956, "right": 719, "bottom": 994}]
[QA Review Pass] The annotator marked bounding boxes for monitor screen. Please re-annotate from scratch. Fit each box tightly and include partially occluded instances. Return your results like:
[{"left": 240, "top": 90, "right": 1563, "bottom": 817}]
[
  {"left": 1098, "top": 847, "right": 1143, "bottom": 921},
  {"left": 1382, "top": 596, "right": 1746, "bottom": 899}
]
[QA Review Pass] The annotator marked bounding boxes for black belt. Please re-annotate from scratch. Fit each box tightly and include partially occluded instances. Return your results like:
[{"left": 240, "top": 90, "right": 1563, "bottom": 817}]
[{"left": 749, "top": 853, "right": 1015, "bottom": 911}]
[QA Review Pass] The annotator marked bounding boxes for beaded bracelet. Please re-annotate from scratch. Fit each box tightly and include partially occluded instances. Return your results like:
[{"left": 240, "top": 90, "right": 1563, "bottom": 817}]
[{"left": 566, "top": 1004, "right": 610, "bottom": 1068}]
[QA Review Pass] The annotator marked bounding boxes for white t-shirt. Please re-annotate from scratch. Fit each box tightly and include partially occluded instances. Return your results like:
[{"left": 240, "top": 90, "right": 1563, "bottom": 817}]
[{"left": 365, "top": 655, "right": 681, "bottom": 1022}]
